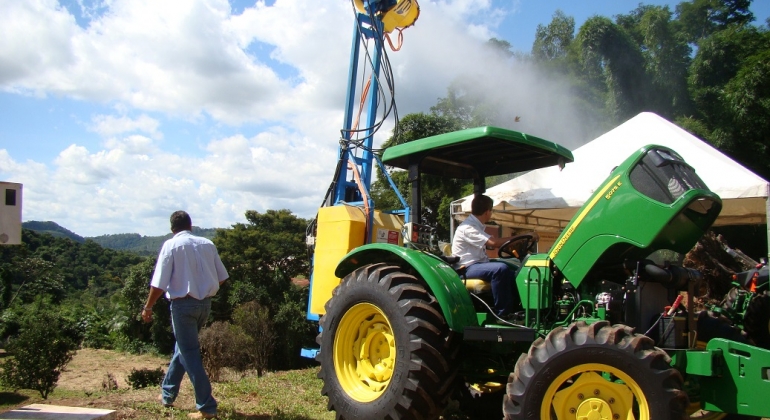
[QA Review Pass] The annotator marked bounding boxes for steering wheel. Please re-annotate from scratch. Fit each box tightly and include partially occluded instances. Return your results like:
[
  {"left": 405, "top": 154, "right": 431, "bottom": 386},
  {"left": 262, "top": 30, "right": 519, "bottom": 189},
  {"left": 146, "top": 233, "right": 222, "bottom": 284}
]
[{"left": 498, "top": 233, "right": 538, "bottom": 259}]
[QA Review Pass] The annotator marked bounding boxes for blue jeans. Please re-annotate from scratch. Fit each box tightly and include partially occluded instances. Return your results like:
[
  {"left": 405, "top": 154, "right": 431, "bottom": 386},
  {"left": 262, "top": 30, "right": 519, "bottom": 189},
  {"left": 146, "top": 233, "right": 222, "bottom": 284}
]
[
  {"left": 161, "top": 297, "right": 216, "bottom": 415},
  {"left": 465, "top": 261, "right": 517, "bottom": 316}
]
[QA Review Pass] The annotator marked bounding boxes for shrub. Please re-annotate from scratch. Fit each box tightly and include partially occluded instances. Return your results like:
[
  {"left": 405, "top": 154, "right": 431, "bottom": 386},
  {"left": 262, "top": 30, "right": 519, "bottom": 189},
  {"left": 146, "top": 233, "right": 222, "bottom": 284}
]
[
  {"left": 126, "top": 367, "right": 164, "bottom": 389},
  {"left": 199, "top": 321, "right": 253, "bottom": 382},
  {"left": 270, "top": 292, "right": 316, "bottom": 371},
  {"left": 117, "top": 258, "right": 174, "bottom": 355},
  {"left": 0, "top": 312, "right": 78, "bottom": 399},
  {"left": 101, "top": 372, "right": 118, "bottom": 391},
  {"left": 232, "top": 301, "right": 275, "bottom": 377},
  {"left": 0, "top": 310, "right": 20, "bottom": 344},
  {"left": 80, "top": 312, "right": 112, "bottom": 349}
]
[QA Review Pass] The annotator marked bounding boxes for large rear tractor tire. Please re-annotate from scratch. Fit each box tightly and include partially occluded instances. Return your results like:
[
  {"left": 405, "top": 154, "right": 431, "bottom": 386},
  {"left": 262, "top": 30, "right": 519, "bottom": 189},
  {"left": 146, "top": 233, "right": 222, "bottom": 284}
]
[
  {"left": 504, "top": 321, "right": 687, "bottom": 420},
  {"left": 316, "top": 263, "right": 457, "bottom": 420}
]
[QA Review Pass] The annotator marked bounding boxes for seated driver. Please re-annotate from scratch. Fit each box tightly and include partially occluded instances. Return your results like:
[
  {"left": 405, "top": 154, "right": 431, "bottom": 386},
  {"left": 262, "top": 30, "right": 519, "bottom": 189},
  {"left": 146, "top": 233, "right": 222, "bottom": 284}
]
[{"left": 451, "top": 194, "right": 538, "bottom": 318}]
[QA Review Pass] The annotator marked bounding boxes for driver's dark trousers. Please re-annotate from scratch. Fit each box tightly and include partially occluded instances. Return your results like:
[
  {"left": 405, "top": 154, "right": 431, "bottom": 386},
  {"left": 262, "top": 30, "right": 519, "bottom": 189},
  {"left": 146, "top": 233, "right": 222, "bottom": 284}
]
[{"left": 465, "top": 261, "right": 515, "bottom": 316}]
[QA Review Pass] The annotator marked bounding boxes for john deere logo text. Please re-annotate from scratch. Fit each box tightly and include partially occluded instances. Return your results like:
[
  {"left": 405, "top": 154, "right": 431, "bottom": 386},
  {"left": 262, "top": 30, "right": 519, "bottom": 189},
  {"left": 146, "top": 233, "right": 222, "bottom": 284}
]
[
  {"left": 604, "top": 181, "right": 622, "bottom": 200},
  {"left": 549, "top": 174, "right": 622, "bottom": 260}
]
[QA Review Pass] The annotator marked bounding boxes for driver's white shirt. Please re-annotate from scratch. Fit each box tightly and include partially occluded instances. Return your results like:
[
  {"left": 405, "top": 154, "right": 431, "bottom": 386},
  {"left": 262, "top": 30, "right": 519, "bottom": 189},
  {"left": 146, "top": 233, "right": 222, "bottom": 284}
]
[{"left": 451, "top": 214, "right": 491, "bottom": 266}]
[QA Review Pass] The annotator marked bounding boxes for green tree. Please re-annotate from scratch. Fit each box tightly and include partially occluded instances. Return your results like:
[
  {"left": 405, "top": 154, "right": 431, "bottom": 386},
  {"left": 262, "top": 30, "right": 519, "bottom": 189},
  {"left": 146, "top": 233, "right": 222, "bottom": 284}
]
[
  {"left": 0, "top": 267, "right": 14, "bottom": 311},
  {"left": 372, "top": 113, "right": 469, "bottom": 241},
  {"left": 486, "top": 37, "right": 514, "bottom": 59},
  {"left": 3, "top": 230, "right": 143, "bottom": 297},
  {"left": 576, "top": 16, "right": 651, "bottom": 121},
  {"left": 687, "top": 26, "right": 770, "bottom": 179},
  {"left": 429, "top": 78, "right": 496, "bottom": 129},
  {"left": 7, "top": 257, "right": 65, "bottom": 305},
  {"left": 532, "top": 10, "right": 575, "bottom": 63},
  {"left": 676, "top": 0, "right": 754, "bottom": 43},
  {"left": 117, "top": 257, "right": 174, "bottom": 353},
  {"left": 214, "top": 210, "right": 308, "bottom": 314},
  {"left": 232, "top": 301, "right": 275, "bottom": 377},
  {"left": 617, "top": 5, "right": 693, "bottom": 117},
  {"left": 0, "top": 311, "right": 78, "bottom": 398},
  {"left": 214, "top": 210, "right": 314, "bottom": 370},
  {"left": 530, "top": 11, "right": 608, "bottom": 135}
]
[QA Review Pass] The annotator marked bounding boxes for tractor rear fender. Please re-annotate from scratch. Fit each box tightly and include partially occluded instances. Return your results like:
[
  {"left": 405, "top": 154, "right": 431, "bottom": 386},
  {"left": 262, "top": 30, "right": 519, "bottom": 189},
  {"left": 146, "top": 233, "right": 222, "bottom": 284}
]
[{"left": 335, "top": 243, "right": 478, "bottom": 331}]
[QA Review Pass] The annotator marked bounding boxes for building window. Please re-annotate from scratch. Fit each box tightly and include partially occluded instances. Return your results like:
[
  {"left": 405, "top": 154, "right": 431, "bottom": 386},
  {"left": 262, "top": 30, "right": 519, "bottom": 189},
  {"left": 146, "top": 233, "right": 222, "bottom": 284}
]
[{"left": 5, "top": 189, "right": 16, "bottom": 206}]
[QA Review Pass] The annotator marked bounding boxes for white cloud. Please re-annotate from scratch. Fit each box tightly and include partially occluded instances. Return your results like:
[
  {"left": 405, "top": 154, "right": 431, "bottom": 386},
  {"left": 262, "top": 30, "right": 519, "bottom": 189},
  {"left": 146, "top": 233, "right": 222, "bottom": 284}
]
[
  {"left": 432, "top": 0, "right": 511, "bottom": 38},
  {"left": 0, "top": 0, "right": 78, "bottom": 89},
  {"left": 1, "top": 123, "right": 338, "bottom": 236},
  {"left": 54, "top": 145, "right": 121, "bottom": 185},
  {"left": 89, "top": 114, "right": 162, "bottom": 139},
  {"left": 0, "top": 0, "right": 511, "bottom": 123},
  {"left": 0, "top": 0, "right": 591, "bottom": 237}
]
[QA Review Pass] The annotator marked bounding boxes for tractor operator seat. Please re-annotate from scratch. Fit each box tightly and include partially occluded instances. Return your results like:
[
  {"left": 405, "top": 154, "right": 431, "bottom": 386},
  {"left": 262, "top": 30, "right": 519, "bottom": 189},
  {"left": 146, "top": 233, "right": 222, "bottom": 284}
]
[{"left": 441, "top": 243, "right": 492, "bottom": 294}]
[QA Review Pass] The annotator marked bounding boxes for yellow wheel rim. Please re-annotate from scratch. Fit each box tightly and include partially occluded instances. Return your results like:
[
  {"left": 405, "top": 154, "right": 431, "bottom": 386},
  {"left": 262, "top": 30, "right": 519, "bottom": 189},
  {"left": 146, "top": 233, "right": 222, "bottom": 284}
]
[
  {"left": 542, "top": 363, "right": 649, "bottom": 420},
  {"left": 333, "top": 302, "right": 396, "bottom": 402}
]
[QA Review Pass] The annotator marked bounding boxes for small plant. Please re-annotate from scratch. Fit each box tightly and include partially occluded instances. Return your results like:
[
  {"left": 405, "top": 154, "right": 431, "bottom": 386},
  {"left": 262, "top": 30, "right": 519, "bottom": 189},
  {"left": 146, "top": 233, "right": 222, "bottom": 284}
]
[
  {"left": 101, "top": 372, "right": 118, "bottom": 391},
  {"left": 126, "top": 367, "right": 164, "bottom": 389},
  {"left": 0, "top": 312, "right": 78, "bottom": 399},
  {"left": 233, "top": 301, "right": 275, "bottom": 377},
  {"left": 200, "top": 321, "right": 253, "bottom": 382}
]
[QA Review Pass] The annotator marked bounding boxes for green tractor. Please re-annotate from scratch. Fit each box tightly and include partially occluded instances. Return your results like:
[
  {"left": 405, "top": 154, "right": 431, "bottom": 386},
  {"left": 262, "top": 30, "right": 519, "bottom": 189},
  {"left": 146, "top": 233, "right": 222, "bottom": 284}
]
[
  {"left": 305, "top": 125, "right": 770, "bottom": 419},
  {"left": 304, "top": 2, "right": 770, "bottom": 418}
]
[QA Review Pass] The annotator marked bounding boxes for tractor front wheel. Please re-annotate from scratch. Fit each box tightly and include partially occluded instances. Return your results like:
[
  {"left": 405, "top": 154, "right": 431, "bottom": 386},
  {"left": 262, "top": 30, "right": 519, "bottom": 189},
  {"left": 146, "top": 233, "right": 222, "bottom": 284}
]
[
  {"left": 504, "top": 321, "right": 687, "bottom": 420},
  {"left": 317, "top": 263, "right": 456, "bottom": 420}
]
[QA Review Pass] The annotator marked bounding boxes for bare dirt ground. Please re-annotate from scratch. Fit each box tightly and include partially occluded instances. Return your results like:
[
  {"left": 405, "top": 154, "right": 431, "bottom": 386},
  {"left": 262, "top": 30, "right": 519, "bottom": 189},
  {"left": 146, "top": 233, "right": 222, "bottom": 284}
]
[
  {"left": 0, "top": 348, "right": 204, "bottom": 419},
  {"left": 58, "top": 348, "right": 167, "bottom": 391}
]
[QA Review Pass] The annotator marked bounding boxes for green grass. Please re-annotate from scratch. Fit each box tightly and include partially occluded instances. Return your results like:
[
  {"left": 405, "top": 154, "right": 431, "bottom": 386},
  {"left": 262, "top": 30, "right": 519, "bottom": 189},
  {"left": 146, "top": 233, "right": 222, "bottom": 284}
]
[
  {"left": 0, "top": 366, "right": 337, "bottom": 420},
  {"left": 213, "top": 368, "right": 334, "bottom": 419}
]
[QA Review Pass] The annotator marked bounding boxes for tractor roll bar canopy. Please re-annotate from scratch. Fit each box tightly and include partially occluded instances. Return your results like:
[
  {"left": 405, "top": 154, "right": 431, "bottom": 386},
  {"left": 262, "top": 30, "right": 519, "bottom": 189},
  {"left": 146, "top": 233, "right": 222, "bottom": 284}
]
[
  {"left": 382, "top": 126, "right": 573, "bottom": 181},
  {"left": 381, "top": 126, "right": 574, "bottom": 222}
]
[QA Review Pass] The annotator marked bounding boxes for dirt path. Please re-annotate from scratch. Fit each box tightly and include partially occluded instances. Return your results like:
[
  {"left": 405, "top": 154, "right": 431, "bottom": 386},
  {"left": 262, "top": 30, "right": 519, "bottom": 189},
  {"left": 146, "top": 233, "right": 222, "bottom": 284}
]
[
  {"left": 58, "top": 348, "right": 168, "bottom": 391},
  {"left": 0, "top": 348, "right": 201, "bottom": 419}
]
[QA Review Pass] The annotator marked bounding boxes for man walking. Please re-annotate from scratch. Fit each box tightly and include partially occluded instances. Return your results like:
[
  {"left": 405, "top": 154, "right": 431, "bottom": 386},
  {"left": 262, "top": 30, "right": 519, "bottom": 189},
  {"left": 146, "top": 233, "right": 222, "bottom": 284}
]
[{"left": 141, "top": 210, "right": 228, "bottom": 419}]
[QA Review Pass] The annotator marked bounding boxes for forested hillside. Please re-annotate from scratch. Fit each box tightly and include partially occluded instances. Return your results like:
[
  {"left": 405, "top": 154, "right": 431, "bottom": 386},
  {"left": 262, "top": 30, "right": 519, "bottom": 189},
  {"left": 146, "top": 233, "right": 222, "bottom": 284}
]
[
  {"left": 88, "top": 227, "right": 218, "bottom": 256},
  {"left": 2, "top": 229, "right": 144, "bottom": 299},
  {"left": 23, "top": 221, "right": 218, "bottom": 256},
  {"left": 3, "top": 209, "right": 315, "bottom": 373},
  {"left": 20, "top": 221, "right": 85, "bottom": 243}
]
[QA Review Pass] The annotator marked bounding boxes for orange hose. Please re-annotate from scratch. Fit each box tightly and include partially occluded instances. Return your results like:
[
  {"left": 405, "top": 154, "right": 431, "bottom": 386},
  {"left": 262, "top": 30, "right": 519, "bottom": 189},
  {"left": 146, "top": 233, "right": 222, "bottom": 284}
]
[
  {"left": 352, "top": 76, "right": 371, "bottom": 133},
  {"left": 347, "top": 160, "right": 371, "bottom": 242},
  {"left": 385, "top": 29, "right": 404, "bottom": 51}
]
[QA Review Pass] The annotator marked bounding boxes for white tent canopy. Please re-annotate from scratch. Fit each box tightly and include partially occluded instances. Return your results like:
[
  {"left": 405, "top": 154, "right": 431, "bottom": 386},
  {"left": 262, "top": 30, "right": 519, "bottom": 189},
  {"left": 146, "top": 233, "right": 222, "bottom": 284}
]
[{"left": 451, "top": 112, "right": 769, "bottom": 255}]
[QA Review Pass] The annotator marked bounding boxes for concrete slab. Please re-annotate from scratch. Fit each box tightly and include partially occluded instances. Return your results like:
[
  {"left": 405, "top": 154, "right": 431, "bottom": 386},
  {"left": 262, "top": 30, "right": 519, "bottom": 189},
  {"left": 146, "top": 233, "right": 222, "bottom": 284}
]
[{"left": 0, "top": 404, "right": 115, "bottom": 419}]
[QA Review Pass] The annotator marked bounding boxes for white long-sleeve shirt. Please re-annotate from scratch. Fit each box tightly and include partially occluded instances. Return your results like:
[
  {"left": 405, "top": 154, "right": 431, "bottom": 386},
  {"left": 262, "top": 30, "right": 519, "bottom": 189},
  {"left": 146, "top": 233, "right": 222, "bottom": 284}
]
[
  {"left": 451, "top": 214, "right": 491, "bottom": 266},
  {"left": 150, "top": 230, "right": 229, "bottom": 300}
]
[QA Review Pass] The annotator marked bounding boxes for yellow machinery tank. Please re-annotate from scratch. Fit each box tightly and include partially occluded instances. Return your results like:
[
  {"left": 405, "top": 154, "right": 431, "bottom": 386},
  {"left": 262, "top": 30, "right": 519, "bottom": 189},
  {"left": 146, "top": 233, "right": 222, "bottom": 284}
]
[{"left": 309, "top": 205, "right": 403, "bottom": 315}]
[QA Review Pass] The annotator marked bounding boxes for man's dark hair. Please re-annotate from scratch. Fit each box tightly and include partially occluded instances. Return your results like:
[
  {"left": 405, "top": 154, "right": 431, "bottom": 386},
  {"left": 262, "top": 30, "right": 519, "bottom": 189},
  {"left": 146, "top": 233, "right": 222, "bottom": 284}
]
[
  {"left": 170, "top": 210, "right": 192, "bottom": 233},
  {"left": 471, "top": 195, "right": 493, "bottom": 216}
]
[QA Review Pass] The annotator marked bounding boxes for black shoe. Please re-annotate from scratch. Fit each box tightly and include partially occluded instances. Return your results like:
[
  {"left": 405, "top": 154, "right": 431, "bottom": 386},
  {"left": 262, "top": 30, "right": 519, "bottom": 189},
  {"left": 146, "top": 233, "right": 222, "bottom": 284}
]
[{"left": 497, "top": 312, "right": 523, "bottom": 324}]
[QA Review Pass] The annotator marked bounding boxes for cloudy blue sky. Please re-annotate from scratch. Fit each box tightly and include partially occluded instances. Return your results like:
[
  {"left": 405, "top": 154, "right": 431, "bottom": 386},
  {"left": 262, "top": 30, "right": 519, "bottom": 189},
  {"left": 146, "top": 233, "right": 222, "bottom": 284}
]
[{"left": 1, "top": 0, "right": 768, "bottom": 237}]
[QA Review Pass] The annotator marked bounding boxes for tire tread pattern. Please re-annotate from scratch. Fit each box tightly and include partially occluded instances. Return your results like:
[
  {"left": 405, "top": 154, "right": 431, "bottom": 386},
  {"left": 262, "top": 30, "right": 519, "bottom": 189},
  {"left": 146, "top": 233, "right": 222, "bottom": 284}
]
[
  {"left": 504, "top": 321, "right": 688, "bottom": 420},
  {"left": 316, "top": 263, "right": 458, "bottom": 420}
]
